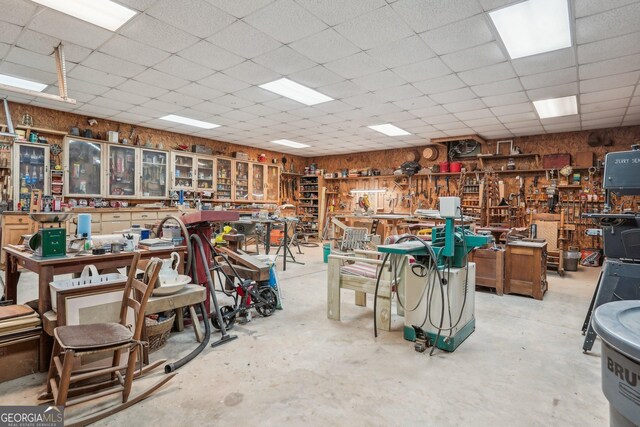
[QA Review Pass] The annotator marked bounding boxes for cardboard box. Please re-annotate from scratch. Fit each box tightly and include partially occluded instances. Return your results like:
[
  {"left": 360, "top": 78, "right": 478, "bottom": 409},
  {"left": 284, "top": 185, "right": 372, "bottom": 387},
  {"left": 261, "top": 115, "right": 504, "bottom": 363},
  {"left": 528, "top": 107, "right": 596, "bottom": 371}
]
[{"left": 0, "top": 332, "right": 40, "bottom": 382}]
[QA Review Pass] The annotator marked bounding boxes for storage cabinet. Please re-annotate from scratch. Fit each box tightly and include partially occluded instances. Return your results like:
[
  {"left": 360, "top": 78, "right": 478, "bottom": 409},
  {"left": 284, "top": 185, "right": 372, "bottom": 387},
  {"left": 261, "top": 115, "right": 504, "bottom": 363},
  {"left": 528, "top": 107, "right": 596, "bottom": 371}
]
[
  {"left": 13, "top": 142, "right": 50, "bottom": 211},
  {"left": 266, "top": 165, "right": 279, "bottom": 202},
  {"left": 171, "top": 152, "right": 196, "bottom": 191},
  {"left": 196, "top": 157, "right": 215, "bottom": 192},
  {"left": 140, "top": 149, "right": 168, "bottom": 198},
  {"left": 215, "top": 158, "right": 232, "bottom": 201},
  {"left": 107, "top": 144, "right": 137, "bottom": 197},
  {"left": 469, "top": 248, "right": 504, "bottom": 295},
  {"left": 0, "top": 214, "right": 32, "bottom": 266},
  {"left": 505, "top": 241, "right": 547, "bottom": 300},
  {"left": 251, "top": 163, "right": 265, "bottom": 201},
  {"left": 64, "top": 137, "right": 104, "bottom": 197},
  {"left": 234, "top": 160, "right": 250, "bottom": 201}
]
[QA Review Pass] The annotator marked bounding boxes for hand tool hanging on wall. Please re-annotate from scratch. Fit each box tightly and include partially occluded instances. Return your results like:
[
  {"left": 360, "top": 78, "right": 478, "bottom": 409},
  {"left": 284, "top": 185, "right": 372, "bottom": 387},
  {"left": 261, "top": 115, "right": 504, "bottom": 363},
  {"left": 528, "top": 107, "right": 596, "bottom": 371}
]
[{"left": 444, "top": 176, "right": 450, "bottom": 196}]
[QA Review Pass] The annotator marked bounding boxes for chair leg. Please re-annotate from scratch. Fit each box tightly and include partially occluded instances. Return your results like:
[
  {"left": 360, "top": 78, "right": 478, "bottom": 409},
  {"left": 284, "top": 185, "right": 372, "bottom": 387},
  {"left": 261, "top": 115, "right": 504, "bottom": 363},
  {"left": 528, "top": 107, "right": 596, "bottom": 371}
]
[
  {"left": 376, "top": 295, "right": 392, "bottom": 332},
  {"left": 111, "top": 349, "right": 123, "bottom": 380},
  {"left": 46, "top": 340, "right": 61, "bottom": 394},
  {"left": 122, "top": 347, "right": 139, "bottom": 403},
  {"left": 56, "top": 349, "right": 76, "bottom": 406}
]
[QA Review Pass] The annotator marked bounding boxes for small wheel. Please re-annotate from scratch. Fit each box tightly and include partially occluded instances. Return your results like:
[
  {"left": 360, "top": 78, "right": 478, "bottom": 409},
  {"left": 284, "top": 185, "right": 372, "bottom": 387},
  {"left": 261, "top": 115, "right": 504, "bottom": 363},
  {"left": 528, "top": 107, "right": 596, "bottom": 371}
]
[
  {"left": 255, "top": 287, "right": 277, "bottom": 317},
  {"left": 211, "top": 305, "right": 236, "bottom": 330}
]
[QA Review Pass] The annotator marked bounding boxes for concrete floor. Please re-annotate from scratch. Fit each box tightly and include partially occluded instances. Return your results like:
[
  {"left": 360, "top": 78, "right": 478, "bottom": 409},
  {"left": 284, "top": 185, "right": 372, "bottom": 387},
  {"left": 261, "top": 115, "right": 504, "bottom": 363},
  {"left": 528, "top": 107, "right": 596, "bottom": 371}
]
[{"left": 0, "top": 246, "right": 608, "bottom": 426}]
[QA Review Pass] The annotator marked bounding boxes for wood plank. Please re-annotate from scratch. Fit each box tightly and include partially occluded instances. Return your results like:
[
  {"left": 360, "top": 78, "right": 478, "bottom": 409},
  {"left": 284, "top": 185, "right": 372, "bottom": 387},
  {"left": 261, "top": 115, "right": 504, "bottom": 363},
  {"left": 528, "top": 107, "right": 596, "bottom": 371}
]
[{"left": 327, "top": 256, "right": 340, "bottom": 321}]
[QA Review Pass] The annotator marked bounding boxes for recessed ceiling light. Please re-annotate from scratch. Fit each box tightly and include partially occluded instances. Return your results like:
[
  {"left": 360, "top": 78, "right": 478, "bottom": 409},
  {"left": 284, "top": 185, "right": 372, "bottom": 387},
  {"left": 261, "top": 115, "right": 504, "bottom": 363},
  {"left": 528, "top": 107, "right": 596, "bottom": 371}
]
[
  {"left": 31, "top": 0, "right": 137, "bottom": 31},
  {"left": 533, "top": 95, "right": 578, "bottom": 119},
  {"left": 160, "top": 115, "right": 220, "bottom": 129},
  {"left": 489, "top": 0, "right": 571, "bottom": 59},
  {"left": 0, "top": 74, "right": 47, "bottom": 92},
  {"left": 259, "top": 78, "right": 333, "bottom": 106},
  {"left": 271, "top": 139, "right": 310, "bottom": 149},
  {"left": 368, "top": 124, "right": 411, "bottom": 136}
]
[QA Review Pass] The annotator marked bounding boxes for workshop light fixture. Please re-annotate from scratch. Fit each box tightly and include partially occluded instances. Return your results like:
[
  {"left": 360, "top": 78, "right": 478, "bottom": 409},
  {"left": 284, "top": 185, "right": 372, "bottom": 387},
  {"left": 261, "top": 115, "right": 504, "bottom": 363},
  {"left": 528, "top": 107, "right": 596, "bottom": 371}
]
[
  {"left": 0, "top": 74, "right": 47, "bottom": 92},
  {"left": 533, "top": 95, "right": 578, "bottom": 119},
  {"left": 160, "top": 114, "right": 220, "bottom": 129},
  {"left": 31, "top": 0, "right": 137, "bottom": 31},
  {"left": 368, "top": 124, "right": 411, "bottom": 136},
  {"left": 489, "top": 0, "right": 571, "bottom": 59},
  {"left": 271, "top": 139, "right": 310, "bottom": 149},
  {"left": 260, "top": 78, "right": 333, "bottom": 106}
]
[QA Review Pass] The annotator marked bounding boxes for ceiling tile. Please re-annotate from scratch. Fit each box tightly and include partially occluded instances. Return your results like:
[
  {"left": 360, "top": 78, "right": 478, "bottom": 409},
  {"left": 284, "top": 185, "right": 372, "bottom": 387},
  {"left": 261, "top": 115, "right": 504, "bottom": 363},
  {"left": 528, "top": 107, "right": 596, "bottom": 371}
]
[
  {"left": 0, "top": 22, "right": 22, "bottom": 44},
  {"left": 91, "top": 96, "right": 136, "bottom": 112},
  {"left": 471, "top": 78, "right": 523, "bottom": 97},
  {"left": 175, "top": 82, "right": 223, "bottom": 101},
  {"left": 29, "top": 9, "right": 113, "bottom": 49},
  {"left": 99, "top": 35, "right": 170, "bottom": 67},
  {"left": 582, "top": 118, "right": 623, "bottom": 129},
  {"left": 219, "top": 109, "right": 259, "bottom": 122},
  {"left": 392, "top": 57, "right": 451, "bottom": 82},
  {"left": 334, "top": 5, "right": 413, "bottom": 50},
  {"left": 430, "top": 88, "right": 477, "bottom": 104},
  {"left": 5, "top": 47, "right": 57, "bottom": 73},
  {"left": 520, "top": 67, "right": 578, "bottom": 90},
  {"left": 373, "top": 84, "right": 423, "bottom": 102},
  {"left": 102, "top": 88, "right": 150, "bottom": 106},
  {"left": 153, "top": 55, "right": 214, "bottom": 81},
  {"left": 576, "top": 2, "right": 640, "bottom": 44},
  {"left": 579, "top": 54, "right": 640, "bottom": 80},
  {"left": 156, "top": 91, "right": 203, "bottom": 108},
  {"left": 413, "top": 74, "right": 466, "bottom": 95},
  {"left": 392, "top": 95, "right": 437, "bottom": 110},
  {"left": 134, "top": 68, "right": 190, "bottom": 90},
  {"left": 318, "top": 80, "right": 368, "bottom": 99},
  {"left": 82, "top": 52, "right": 146, "bottom": 79},
  {"left": 421, "top": 14, "right": 494, "bottom": 55},
  {"left": 574, "top": 0, "right": 638, "bottom": 18},
  {"left": 578, "top": 32, "right": 640, "bottom": 65},
  {"left": 207, "top": 20, "right": 281, "bottom": 59},
  {"left": 147, "top": 0, "right": 235, "bottom": 38},
  {"left": 64, "top": 77, "right": 110, "bottom": 96},
  {"left": 351, "top": 70, "right": 407, "bottom": 92},
  {"left": 581, "top": 108, "right": 628, "bottom": 121},
  {"left": 324, "top": 52, "right": 385, "bottom": 79},
  {"left": 16, "top": 30, "right": 91, "bottom": 63},
  {"left": 482, "top": 91, "right": 529, "bottom": 107},
  {"left": 178, "top": 41, "right": 245, "bottom": 72},
  {"left": 118, "top": 79, "right": 169, "bottom": 98},
  {"left": 411, "top": 106, "right": 449, "bottom": 118},
  {"left": 442, "top": 42, "right": 505, "bottom": 72},
  {"left": 290, "top": 65, "right": 350, "bottom": 87},
  {"left": 221, "top": 60, "right": 280, "bottom": 85},
  {"left": 511, "top": 48, "right": 576, "bottom": 76},
  {"left": 0, "top": 61, "right": 57, "bottom": 84},
  {"left": 234, "top": 86, "right": 279, "bottom": 103},
  {"left": 367, "top": 35, "right": 436, "bottom": 69},
  {"left": 253, "top": 46, "right": 316, "bottom": 75},
  {"left": 203, "top": 0, "right": 274, "bottom": 18},
  {"left": 581, "top": 98, "right": 630, "bottom": 113},
  {"left": 526, "top": 83, "right": 578, "bottom": 101},
  {"left": 121, "top": 15, "right": 199, "bottom": 54},
  {"left": 581, "top": 86, "right": 635, "bottom": 104},
  {"left": 199, "top": 72, "right": 251, "bottom": 92},
  {"left": 454, "top": 109, "right": 494, "bottom": 121},
  {"left": 1, "top": 0, "right": 37, "bottom": 25},
  {"left": 211, "top": 94, "right": 254, "bottom": 109},
  {"left": 189, "top": 101, "right": 234, "bottom": 115},
  {"left": 295, "top": 0, "right": 386, "bottom": 26},
  {"left": 457, "top": 62, "right": 516, "bottom": 86},
  {"left": 244, "top": 0, "right": 327, "bottom": 44},
  {"left": 342, "top": 93, "right": 386, "bottom": 108},
  {"left": 581, "top": 72, "right": 640, "bottom": 93},
  {"left": 499, "top": 112, "right": 538, "bottom": 123},
  {"left": 391, "top": 0, "right": 482, "bottom": 33},
  {"left": 68, "top": 65, "right": 127, "bottom": 87},
  {"left": 289, "top": 28, "right": 360, "bottom": 64},
  {"left": 490, "top": 102, "right": 534, "bottom": 116},
  {"left": 443, "top": 99, "right": 486, "bottom": 113}
]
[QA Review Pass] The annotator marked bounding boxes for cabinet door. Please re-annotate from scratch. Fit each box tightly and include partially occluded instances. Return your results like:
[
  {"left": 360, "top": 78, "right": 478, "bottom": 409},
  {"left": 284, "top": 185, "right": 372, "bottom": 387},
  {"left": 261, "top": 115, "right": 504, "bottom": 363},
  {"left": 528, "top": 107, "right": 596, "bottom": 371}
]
[
  {"left": 196, "top": 157, "right": 215, "bottom": 191},
  {"left": 234, "top": 161, "right": 249, "bottom": 201},
  {"left": 65, "top": 138, "right": 104, "bottom": 197},
  {"left": 266, "top": 165, "right": 280, "bottom": 202},
  {"left": 107, "top": 145, "right": 137, "bottom": 197},
  {"left": 215, "top": 158, "right": 232, "bottom": 201},
  {"left": 1, "top": 223, "right": 30, "bottom": 265},
  {"left": 14, "top": 143, "right": 49, "bottom": 211},
  {"left": 140, "top": 149, "right": 168, "bottom": 198},
  {"left": 251, "top": 163, "right": 265, "bottom": 201},
  {"left": 171, "top": 153, "right": 196, "bottom": 191}
]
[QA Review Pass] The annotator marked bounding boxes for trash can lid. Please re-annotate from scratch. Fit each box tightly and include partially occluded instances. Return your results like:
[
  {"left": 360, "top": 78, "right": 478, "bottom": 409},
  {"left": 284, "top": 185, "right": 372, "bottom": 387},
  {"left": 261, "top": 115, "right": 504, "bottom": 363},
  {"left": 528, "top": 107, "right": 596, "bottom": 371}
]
[{"left": 593, "top": 301, "right": 640, "bottom": 360}]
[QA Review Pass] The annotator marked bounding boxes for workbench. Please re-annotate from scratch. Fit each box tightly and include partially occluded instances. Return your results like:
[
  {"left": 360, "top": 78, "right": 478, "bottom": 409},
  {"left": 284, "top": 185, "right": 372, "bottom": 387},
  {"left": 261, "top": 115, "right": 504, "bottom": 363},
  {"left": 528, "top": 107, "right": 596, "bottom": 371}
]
[
  {"left": 2, "top": 245, "right": 187, "bottom": 371},
  {"left": 331, "top": 213, "right": 412, "bottom": 243}
]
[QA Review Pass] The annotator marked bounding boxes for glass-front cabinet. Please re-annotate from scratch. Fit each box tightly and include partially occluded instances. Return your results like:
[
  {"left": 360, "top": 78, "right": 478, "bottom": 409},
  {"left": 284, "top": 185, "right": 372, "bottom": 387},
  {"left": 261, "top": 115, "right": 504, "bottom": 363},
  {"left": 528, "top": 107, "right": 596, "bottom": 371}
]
[
  {"left": 251, "top": 164, "right": 265, "bottom": 201},
  {"left": 196, "top": 157, "right": 215, "bottom": 192},
  {"left": 215, "top": 158, "right": 232, "bottom": 201},
  {"left": 171, "top": 152, "right": 196, "bottom": 191},
  {"left": 140, "top": 149, "right": 168, "bottom": 198},
  {"left": 266, "top": 165, "right": 279, "bottom": 202},
  {"left": 107, "top": 145, "right": 137, "bottom": 197},
  {"left": 64, "top": 137, "right": 104, "bottom": 197},
  {"left": 13, "top": 142, "right": 49, "bottom": 211},
  {"left": 234, "top": 160, "right": 249, "bottom": 201}
]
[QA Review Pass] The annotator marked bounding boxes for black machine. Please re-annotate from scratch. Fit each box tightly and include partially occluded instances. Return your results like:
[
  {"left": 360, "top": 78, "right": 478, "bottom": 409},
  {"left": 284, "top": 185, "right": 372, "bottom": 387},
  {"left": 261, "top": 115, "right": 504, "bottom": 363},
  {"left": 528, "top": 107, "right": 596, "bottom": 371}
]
[
  {"left": 212, "top": 279, "right": 277, "bottom": 330},
  {"left": 582, "top": 145, "right": 640, "bottom": 352}
]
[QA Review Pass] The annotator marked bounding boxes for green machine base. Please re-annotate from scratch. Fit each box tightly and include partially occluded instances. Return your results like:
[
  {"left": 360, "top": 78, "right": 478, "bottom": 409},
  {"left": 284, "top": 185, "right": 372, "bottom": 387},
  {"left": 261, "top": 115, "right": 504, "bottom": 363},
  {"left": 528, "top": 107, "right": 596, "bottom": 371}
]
[{"left": 403, "top": 318, "right": 475, "bottom": 352}]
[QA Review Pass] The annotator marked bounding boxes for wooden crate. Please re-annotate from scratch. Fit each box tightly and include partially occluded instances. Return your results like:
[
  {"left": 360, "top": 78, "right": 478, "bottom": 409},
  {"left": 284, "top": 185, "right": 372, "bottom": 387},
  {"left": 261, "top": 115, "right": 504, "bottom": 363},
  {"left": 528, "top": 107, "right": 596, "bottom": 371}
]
[{"left": 469, "top": 248, "right": 504, "bottom": 295}]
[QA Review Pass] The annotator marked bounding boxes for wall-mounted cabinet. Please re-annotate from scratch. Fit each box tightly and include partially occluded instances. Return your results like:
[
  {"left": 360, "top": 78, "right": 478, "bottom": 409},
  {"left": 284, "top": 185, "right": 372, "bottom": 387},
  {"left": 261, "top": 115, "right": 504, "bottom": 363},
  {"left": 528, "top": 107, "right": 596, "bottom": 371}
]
[
  {"left": 140, "top": 148, "right": 168, "bottom": 198},
  {"left": 215, "top": 157, "right": 232, "bottom": 201},
  {"left": 107, "top": 144, "right": 137, "bottom": 197},
  {"left": 196, "top": 156, "right": 215, "bottom": 192},
  {"left": 13, "top": 142, "right": 50, "bottom": 211},
  {"left": 64, "top": 137, "right": 104, "bottom": 197},
  {"left": 171, "top": 152, "right": 196, "bottom": 191},
  {"left": 234, "top": 160, "right": 250, "bottom": 201}
]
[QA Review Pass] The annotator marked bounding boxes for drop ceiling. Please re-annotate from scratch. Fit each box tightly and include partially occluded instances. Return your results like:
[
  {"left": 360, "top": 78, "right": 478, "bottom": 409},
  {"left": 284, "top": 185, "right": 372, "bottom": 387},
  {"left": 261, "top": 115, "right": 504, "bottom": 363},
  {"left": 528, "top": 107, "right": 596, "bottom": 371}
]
[{"left": 1, "top": 0, "right": 640, "bottom": 156}]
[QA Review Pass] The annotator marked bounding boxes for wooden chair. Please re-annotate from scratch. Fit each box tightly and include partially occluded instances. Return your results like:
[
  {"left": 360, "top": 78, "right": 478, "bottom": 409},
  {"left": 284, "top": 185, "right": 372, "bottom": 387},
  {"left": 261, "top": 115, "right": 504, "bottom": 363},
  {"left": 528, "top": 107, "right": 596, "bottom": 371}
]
[
  {"left": 327, "top": 250, "right": 405, "bottom": 331},
  {"left": 41, "top": 254, "right": 175, "bottom": 424},
  {"left": 530, "top": 210, "right": 568, "bottom": 276}
]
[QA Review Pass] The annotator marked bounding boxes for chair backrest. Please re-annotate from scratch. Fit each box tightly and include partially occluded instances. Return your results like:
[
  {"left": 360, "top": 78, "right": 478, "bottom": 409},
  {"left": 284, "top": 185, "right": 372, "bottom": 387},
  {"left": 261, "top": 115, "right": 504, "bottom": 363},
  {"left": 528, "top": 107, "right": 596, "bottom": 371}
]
[
  {"left": 118, "top": 253, "right": 162, "bottom": 341},
  {"left": 340, "top": 227, "right": 369, "bottom": 251}
]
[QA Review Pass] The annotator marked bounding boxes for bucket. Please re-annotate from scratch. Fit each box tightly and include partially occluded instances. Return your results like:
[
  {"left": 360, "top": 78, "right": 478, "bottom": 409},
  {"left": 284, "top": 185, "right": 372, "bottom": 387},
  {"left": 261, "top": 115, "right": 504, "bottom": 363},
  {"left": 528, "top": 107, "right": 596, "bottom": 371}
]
[
  {"left": 323, "top": 243, "right": 331, "bottom": 263},
  {"left": 581, "top": 248, "right": 602, "bottom": 267},
  {"left": 450, "top": 162, "right": 462, "bottom": 172},
  {"left": 439, "top": 161, "right": 450, "bottom": 173},
  {"left": 563, "top": 250, "right": 581, "bottom": 271}
]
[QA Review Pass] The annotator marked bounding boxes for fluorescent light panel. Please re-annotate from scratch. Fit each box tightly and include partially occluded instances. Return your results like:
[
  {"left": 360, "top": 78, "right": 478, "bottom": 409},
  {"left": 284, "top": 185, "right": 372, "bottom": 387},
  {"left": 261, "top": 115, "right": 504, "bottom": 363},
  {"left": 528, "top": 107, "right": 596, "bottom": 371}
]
[
  {"left": 489, "top": 0, "right": 571, "bottom": 59},
  {"left": 271, "top": 139, "right": 310, "bottom": 149},
  {"left": 160, "top": 115, "right": 220, "bottom": 129},
  {"left": 31, "top": 0, "right": 137, "bottom": 31},
  {"left": 0, "top": 74, "right": 47, "bottom": 92},
  {"left": 368, "top": 124, "right": 411, "bottom": 136},
  {"left": 259, "top": 78, "right": 333, "bottom": 106},
  {"left": 533, "top": 95, "right": 577, "bottom": 119}
]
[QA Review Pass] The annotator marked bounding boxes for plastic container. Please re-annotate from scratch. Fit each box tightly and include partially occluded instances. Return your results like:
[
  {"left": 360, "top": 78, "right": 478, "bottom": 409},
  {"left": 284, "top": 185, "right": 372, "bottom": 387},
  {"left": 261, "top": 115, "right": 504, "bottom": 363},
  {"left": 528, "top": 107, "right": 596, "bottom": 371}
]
[
  {"left": 439, "top": 161, "right": 450, "bottom": 173},
  {"left": 450, "top": 162, "right": 462, "bottom": 172},
  {"left": 323, "top": 243, "right": 331, "bottom": 263},
  {"left": 563, "top": 250, "right": 581, "bottom": 271},
  {"left": 49, "top": 265, "right": 127, "bottom": 312}
]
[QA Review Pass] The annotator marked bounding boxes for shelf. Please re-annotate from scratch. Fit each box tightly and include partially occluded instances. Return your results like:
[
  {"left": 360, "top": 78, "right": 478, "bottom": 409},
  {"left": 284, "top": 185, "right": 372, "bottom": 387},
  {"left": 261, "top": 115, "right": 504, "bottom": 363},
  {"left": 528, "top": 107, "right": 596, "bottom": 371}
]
[
  {"left": 324, "top": 174, "right": 405, "bottom": 180},
  {"left": 476, "top": 153, "right": 539, "bottom": 160}
]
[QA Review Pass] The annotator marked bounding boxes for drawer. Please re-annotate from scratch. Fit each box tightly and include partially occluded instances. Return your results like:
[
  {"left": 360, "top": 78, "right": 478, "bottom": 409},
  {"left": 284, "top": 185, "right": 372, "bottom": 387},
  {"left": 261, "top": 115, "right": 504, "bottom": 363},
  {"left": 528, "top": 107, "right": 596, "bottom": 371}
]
[
  {"left": 102, "top": 212, "right": 132, "bottom": 222},
  {"left": 159, "top": 211, "right": 179, "bottom": 219},
  {"left": 2, "top": 215, "right": 30, "bottom": 225},
  {"left": 101, "top": 221, "right": 130, "bottom": 234},
  {"left": 91, "top": 222, "right": 101, "bottom": 234},
  {"left": 132, "top": 211, "right": 158, "bottom": 221}
]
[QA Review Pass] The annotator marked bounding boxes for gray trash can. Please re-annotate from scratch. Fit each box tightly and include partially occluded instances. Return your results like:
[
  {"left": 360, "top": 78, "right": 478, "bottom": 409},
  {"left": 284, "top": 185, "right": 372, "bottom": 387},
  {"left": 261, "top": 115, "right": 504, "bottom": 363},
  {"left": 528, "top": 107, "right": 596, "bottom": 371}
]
[
  {"left": 563, "top": 250, "right": 581, "bottom": 271},
  {"left": 592, "top": 301, "right": 640, "bottom": 427}
]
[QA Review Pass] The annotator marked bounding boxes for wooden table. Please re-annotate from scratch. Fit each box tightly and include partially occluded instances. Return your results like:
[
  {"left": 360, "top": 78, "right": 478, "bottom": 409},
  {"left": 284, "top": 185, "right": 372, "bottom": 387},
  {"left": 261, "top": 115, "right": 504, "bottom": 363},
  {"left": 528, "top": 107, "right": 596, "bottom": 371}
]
[{"left": 2, "top": 245, "right": 187, "bottom": 370}]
